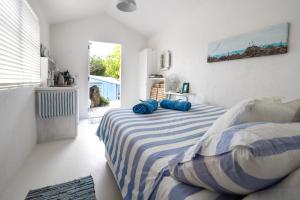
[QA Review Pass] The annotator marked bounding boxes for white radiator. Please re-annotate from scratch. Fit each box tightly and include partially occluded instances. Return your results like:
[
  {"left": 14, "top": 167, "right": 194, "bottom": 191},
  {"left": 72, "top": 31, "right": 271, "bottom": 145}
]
[
  {"left": 36, "top": 87, "right": 79, "bottom": 143},
  {"left": 37, "top": 89, "right": 77, "bottom": 119}
]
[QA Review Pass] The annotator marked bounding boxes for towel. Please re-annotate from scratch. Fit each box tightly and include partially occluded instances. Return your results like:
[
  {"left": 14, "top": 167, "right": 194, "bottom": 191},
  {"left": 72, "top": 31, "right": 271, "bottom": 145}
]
[
  {"left": 160, "top": 99, "right": 192, "bottom": 111},
  {"left": 133, "top": 99, "right": 158, "bottom": 114}
]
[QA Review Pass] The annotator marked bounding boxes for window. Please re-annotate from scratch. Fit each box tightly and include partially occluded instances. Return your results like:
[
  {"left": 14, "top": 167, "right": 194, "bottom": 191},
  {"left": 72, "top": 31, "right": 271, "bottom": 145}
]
[{"left": 0, "top": 0, "right": 40, "bottom": 88}]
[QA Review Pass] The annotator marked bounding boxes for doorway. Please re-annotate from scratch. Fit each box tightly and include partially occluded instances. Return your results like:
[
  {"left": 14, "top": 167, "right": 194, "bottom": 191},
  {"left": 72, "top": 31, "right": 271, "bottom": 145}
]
[{"left": 88, "top": 41, "right": 121, "bottom": 123}]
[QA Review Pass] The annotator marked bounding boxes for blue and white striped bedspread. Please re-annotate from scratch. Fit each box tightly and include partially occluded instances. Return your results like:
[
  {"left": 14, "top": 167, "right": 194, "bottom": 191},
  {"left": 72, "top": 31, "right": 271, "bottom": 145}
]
[{"left": 97, "top": 104, "right": 234, "bottom": 200}]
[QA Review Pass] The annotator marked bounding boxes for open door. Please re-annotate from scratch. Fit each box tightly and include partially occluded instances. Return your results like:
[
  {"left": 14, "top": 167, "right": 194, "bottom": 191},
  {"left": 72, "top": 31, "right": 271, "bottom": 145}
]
[{"left": 88, "top": 41, "right": 121, "bottom": 124}]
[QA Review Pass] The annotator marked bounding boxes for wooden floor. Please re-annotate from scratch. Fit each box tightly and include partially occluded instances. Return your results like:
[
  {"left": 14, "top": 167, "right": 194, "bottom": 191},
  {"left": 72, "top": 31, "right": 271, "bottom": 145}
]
[
  {"left": 0, "top": 120, "right": 123, "bottom": 200},
  {"left": 88, "top": 100, "right": 120, "bottom": 124}
]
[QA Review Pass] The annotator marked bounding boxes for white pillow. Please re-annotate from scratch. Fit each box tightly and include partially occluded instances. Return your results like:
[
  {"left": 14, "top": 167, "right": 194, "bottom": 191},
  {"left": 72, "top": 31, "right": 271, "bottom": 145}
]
[
  {"left": 206, "top": 97, "right": 282, "bottom": 137},
  {"left": 244, "top": 167, "right": 300, "bottom": 200},
  {"left": 206, "top": 97, "right": 300, "bottom": 138},
  {"left": 239, "top": 98, "right": 300, "bottom": 123}
]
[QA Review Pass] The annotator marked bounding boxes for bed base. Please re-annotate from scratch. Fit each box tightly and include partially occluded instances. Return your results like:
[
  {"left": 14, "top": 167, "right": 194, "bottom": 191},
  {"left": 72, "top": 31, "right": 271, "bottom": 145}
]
[{"left": 105, "top": 150, "right": 124, "bottom": 197}]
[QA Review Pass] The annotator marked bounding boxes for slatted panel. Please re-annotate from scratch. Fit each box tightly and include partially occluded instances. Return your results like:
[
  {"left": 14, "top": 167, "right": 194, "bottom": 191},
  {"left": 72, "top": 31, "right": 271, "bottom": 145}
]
[
  {"left": 38, "top": 90, "right": 77, "bottom": 119},
  {"left": 0, "top": 0, "right": 40, "bottom": 87}
]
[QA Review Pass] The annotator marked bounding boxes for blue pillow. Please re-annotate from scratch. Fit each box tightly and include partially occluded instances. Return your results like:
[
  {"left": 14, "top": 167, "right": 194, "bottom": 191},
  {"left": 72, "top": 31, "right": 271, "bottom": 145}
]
[
  {"left": 133, "top": 99, "right": 158, "bottom": 114},
  {"left": 160, "top": 99, "right": 191, "bottom": 111}
]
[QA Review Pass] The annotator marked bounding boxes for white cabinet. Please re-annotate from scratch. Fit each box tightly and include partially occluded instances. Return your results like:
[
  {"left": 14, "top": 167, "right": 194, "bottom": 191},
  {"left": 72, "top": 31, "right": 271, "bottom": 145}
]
[{"left": 138, "top": 49, "right": 158, "bottom": 100}]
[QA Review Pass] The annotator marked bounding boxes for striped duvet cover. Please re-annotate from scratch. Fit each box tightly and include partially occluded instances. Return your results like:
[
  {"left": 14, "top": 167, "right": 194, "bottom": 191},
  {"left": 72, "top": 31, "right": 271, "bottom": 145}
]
[{"left": 97, "top": 104, "right": 241, "bottom": 200}]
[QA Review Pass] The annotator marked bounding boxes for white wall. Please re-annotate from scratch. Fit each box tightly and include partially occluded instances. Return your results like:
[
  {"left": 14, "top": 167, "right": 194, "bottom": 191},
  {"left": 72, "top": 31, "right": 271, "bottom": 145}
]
[
  {"left": 149, "top": 0, "right": 300, "bottom": 108},
  {"left": 50, "top": 15, "right": 147, "bottom": 118},
  {"left": 0, "top": 1, "right": 50, "bottom": 195},
  {"left": 0, "top": 87, "right": 37, "bottom": 195},
  {"left": 27, "top": 0, "right": 51, "bottom": 49}
]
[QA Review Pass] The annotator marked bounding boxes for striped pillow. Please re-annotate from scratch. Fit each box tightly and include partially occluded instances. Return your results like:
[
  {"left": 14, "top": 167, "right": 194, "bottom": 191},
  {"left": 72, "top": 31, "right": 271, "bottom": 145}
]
[{"left": 168, "top": 122, "right": 300, "bottom": 195}]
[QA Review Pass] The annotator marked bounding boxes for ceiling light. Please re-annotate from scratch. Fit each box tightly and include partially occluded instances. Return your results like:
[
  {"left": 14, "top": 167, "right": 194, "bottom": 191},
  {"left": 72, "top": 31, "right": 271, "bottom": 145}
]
[{"left": 117, "top": 0, "right": 137, "bottom": 12}]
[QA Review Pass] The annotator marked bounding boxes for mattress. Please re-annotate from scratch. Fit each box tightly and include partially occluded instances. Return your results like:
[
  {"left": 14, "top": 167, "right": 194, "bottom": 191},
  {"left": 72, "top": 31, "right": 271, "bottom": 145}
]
[{"left": 97, "top": 104, "right": 241, "bottom": 200}]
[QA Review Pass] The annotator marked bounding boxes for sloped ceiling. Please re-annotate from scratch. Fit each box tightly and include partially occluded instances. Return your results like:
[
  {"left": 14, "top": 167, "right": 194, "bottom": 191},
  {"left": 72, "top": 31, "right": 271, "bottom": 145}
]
[
  {"left": 27, "top": 0, "right": 108, "bottom": 24},
  {"left": 28, "top": 0, "right": 201, "bottom": 37}
]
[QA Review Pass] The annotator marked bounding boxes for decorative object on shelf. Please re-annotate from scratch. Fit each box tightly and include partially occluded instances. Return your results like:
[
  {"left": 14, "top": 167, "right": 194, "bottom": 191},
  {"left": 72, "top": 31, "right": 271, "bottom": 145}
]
[
  {"left": 47, "top": 78, "right": 54, "bottom": 87},
  {"left": 41, "top": 57, "right": 56, "bottom": 87},
  {"left": 54, "top": 70, "right": 75, "bottom": 86},
  {"left": 117, "top": 0, "right": 136, "bottom": 12},
  {"left": 207, "top": 23, "right": 289, "bottom": 63},
  {"left": 160, "top": 50, "right": 172, "bottom": 70},
  {"left": 150, "top": 81, "right": 166, "bottom": 101},
  {"left": 57, "top": 73, "right": 65, "bottom": 85},
  {"left": 40, "top": 43, "right": 49, "bottom": 57},
  {"left": 182, "top": 82, "right": 190, "bottom": 93},
  {"left": 63, "top": 71, "right": 74, "bottom": 85},
  {"left": 165, "top": 74, "right": 180, "bottom": 92}
]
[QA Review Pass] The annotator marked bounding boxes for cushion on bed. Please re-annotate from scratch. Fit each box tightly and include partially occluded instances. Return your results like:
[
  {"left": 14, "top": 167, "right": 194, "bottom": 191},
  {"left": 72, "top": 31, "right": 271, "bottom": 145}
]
[
  {"left": 160, "top": 99, "right": 192, "bottom": 111},
  {"left": 203, "top": 98, "right": 256, "bottom": 138},
  {"left": 204, "top": 97, "right": 300, "bottom": 140},
  {"left": 168, "top": 122, "right": 300, "bottom": 195},
  {"left": 244, "top": 167, "right": 300, "bottom": 200},
  {"left": 132, "top": 99, "right": 158, "bottom": 114},
  {"left": 239, "top": 98, "right": 300, "bottom": 124}
]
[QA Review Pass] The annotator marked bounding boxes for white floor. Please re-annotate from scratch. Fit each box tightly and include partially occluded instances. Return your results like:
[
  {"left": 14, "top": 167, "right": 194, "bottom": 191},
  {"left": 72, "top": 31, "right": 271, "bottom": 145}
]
[{"left": 1, "top": 120, "right": 123, "bottom": 200}]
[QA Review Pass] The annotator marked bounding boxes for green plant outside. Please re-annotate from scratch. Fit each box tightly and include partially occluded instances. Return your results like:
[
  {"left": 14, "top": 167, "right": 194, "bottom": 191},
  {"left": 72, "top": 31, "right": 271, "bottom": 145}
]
[{"left": 89, "top": 45, "right": 121, "bottom": 79}]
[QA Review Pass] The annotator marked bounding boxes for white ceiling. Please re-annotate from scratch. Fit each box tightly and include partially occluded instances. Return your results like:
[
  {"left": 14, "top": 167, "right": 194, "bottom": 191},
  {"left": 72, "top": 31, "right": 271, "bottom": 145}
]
[
  {"left": 28, "top": 0, "right": 108, "bottom": 24},
  {"left": 28, "top": 0, "right": 201, "bottom": 37}
]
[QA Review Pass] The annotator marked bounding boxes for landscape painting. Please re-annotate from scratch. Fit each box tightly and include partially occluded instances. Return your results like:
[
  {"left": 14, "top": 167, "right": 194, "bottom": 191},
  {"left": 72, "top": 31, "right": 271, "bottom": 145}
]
[{"left": 207, "top": 23, "right": 289, "bottom": 63}]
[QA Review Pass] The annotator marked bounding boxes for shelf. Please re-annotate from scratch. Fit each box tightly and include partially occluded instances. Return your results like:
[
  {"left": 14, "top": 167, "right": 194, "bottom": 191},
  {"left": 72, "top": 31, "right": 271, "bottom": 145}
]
[
  {"left": 165, "top": 91, "right": 196, "bottom": 96},
  {"left": 41, "top": 57, "right": 55, "bottom": 64},
  {"left": 148, "top": 77, "right": 165, "bottom": 80},
  {"left": 35, "top": 86, "right": 78, "bottom": 91}
]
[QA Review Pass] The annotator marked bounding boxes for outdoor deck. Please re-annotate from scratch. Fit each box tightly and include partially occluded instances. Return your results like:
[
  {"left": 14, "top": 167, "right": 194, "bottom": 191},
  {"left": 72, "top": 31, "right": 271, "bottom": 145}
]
[{"left": 88, "top": 100, "right": 120, "bottom": 124}]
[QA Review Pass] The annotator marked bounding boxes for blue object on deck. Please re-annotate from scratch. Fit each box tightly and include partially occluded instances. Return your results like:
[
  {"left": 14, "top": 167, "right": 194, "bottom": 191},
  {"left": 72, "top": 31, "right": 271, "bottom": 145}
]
[
  {"left": 160, "top": 99, "right": 192, "bottom": 111},
  {"left": 133, "top": 99, "right": 158, "bottom": 114}
]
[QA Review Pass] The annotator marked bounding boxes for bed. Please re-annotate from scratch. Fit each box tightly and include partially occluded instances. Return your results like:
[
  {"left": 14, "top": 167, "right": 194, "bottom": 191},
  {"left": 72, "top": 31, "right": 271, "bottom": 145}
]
[{"left": 96, "top": 104, "right": 242, "bottom": 200}]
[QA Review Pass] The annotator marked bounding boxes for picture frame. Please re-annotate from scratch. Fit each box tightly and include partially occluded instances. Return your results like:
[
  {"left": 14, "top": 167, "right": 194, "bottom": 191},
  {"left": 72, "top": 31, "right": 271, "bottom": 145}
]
[
  {"left": 207, "top": 23, "right": 289, "bottom": 63},
  {"left": 160, "top": 50, "right": 172, "bottom": 70},
  {"left": 182, "top": 82, "right": 190, "bottom": 93}
]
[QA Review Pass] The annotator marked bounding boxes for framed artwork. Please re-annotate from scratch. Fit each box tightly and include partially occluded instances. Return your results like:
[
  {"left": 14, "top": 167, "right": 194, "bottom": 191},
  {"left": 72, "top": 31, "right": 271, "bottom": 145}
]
[
  {"left": 207, "top": 23, "right": 289, "bottom": 63},
  {"left": 182, "top": 83, "right": 190, "bottom": 93}
]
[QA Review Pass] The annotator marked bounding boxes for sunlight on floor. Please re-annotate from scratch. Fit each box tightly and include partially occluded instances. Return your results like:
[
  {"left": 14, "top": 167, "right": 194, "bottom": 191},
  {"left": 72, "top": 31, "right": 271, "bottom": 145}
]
[{"left": 0, "top": 120, "right": 122, "bottom": 200}]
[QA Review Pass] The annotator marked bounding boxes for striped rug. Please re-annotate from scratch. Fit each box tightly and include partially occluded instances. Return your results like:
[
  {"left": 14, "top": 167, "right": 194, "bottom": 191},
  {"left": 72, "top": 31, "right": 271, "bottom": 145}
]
[{"left": 25, "top": 176, "right": 96, "bottom": 200}]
